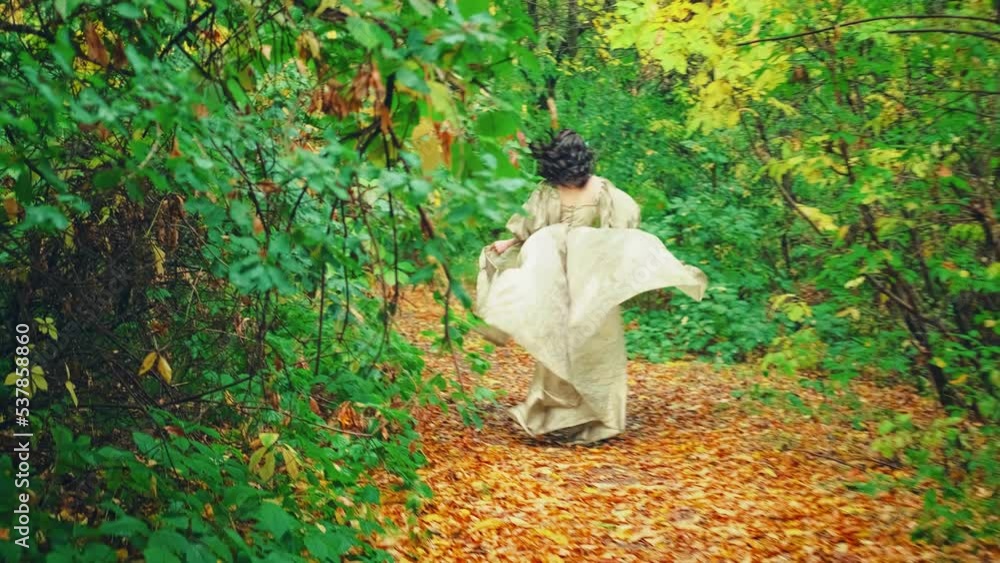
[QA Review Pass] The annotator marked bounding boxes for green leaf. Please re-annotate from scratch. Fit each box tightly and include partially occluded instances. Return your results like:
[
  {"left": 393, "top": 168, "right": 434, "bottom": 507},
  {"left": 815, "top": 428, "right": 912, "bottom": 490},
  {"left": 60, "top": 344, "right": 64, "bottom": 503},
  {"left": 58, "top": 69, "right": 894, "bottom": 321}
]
[
  {"left": 259, "top": 432, "right": 279, "bottom": 448},
  {"left": 100, "top": 516, "right": 150, "bottom": 538},
  {"left": 14, "top": 168, "right": 33, "bottom": 202},
  {"left": 133, "top": 431, "right": 159, "bottom": 455},
  {"left": 21, "top": 205, "right": 68, "bottom": 232},
  {"left": 144, "top": 546, "right": 181, "bottom": 563},
  {"left": 878, "top": 420, "right": 895, "bottom": 435},
  {"left": 114, "top": 3, "right": 143, "bottom": 18},
  {"left": 457, "top": 0, "right": 490, "bottom": 18},
  {"left": 32, "top": 371, "right": 48, "bottom": 392},
  {"left": 145, "top": 530, "right": 189, "bottom": 560},
  {"left": 255, "top": 502, "right": 296, "bottom": 539},
  {"left": 475, "top": 110, "right": 518, "bottom": 137},
  {"left": 396, "top": 66, "right": 429, "bottom": 94},
  {"left": 346, "top": 17, "right": 382, "bottom": 50},
  {"left": 305, "top": 530, "right": 355, "bottom": 558},
  {"left": 183, "top": 544, "right": 217, "bottom": 563},
  {"left": 93, "top": 168, "right": 123, "bottom": 190},
  {"left": 304, "top": 532, "right": 332, "bottom": 559},
  {"left": 408, "top": 0, "right": 436, "bottom": 17}
]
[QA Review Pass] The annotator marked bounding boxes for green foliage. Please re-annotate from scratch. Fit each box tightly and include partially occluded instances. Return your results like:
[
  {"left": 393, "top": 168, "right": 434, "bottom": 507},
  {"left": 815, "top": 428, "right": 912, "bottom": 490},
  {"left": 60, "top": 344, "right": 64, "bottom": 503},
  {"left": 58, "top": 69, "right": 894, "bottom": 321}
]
[
  {"left": 0, "top": 0, "right": 534, "bottom": 559},
  {"left": 870, "top": 415, "right": 999, "bottom": 543},
  {"left": 595, "top": 0, "right": 998, "bottom": 545},
  {"left": 0, "top": 0, "right": 995, "bottom": 554}
]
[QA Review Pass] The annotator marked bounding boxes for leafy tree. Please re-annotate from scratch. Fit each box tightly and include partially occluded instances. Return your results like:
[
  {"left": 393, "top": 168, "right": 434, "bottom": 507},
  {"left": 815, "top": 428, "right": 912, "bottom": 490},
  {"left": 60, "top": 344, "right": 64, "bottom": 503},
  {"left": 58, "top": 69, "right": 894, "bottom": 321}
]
[
  {"left": 0, "top": 0, "right": 535, "bottom": 559},
  {"left": 603, "top": 0, "right": 998, "bottom": 542}
]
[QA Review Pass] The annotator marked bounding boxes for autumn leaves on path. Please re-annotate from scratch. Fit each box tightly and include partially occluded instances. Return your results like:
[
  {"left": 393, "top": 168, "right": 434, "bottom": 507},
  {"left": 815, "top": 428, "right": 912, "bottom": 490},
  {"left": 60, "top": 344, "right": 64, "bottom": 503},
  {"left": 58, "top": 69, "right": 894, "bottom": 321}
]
[{"left": 383, "top": 289, "right": 980, "bottom": 562}]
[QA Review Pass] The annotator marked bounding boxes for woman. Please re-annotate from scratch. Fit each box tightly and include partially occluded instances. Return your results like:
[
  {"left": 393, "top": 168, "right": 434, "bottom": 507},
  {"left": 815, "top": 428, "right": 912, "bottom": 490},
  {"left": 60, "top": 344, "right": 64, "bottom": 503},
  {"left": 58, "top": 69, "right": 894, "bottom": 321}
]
[{"left": 476, "top": 130, "right": 708, "bottom": 444}]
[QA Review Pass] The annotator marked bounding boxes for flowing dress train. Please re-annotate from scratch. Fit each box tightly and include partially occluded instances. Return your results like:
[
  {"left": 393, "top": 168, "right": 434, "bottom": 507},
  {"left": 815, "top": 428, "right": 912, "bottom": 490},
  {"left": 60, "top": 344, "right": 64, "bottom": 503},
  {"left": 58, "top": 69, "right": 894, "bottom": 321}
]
[{"left": 476, "top": 180, "right": 708, "bottom": 443}]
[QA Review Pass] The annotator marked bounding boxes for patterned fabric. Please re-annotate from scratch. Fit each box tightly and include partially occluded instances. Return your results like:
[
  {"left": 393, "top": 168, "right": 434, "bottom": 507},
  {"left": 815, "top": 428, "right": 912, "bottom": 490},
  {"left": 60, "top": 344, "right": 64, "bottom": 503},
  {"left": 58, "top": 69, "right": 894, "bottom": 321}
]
[{"left": 476, "top": 179, "right": 707, "bottom": 443}]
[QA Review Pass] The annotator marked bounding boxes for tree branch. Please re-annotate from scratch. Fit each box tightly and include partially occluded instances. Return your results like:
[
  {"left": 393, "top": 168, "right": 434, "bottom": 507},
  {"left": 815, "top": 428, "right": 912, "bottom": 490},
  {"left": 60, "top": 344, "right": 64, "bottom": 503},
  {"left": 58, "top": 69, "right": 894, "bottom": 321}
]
[
  {"left": 159, "top": 7, "right": 217, "bottom": 59},
  {"left": 0, "top": 21, "right": 53, "bottom": 41},
  {"left": 887, "top": 28, "right": 1000, "bottom": 43},
  {"left": 737, "top": 15, "right": 1000, "bottom": 46},
  {"left": 162, "top": 373, "right": 255, "bottom": 406}
]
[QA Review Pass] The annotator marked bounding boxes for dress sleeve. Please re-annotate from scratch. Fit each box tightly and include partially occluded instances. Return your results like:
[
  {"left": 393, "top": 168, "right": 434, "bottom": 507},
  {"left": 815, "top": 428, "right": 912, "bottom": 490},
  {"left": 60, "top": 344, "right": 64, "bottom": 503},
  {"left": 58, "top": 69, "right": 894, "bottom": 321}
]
[
  {"left": 629, "top": 202, "right": 641, "bottom": 229},
  {"left": 506, "top": 186, "right": 551, "bottom": 241},
  {"left": 599, "top": 180, "right": 641, "bottom": 229}
]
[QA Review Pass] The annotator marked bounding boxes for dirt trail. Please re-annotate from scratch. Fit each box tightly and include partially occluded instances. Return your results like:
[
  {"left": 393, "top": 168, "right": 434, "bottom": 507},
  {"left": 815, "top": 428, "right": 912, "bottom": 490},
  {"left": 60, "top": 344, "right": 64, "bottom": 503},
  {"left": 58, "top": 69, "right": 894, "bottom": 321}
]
[{"left": 380, "top": 288, "right": 989, "bottom": 562}]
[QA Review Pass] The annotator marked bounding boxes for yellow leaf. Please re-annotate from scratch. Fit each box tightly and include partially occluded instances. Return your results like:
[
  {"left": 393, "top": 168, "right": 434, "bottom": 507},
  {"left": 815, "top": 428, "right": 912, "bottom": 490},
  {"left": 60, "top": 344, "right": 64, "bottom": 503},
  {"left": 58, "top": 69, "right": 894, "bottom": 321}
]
[
  {"left": 283, "top": 446, "right": 300, "bottom": 479},
  {"left": 64, "top": 224, "right": 76, "bottom": 251},
  {"left": 932, "top": 357, "right": 947, "bottom": 369},
  {"left": 4, "top": 372, "right": 18, "bottom": 385},
  {"left": 156, "top": 356, "right": 173, "bottom": 384},
  {"left": 32, "top": 371, "right": 48, "bottom": 392},
  {"left": 986, "top": 263, "right": 1000, "bottom": 279},
  {"left": 65, "top": 380, "right": 79, "bottom": 407},
  {"left": 470, "top": 518, "right": 506, "bottom": 531},
  {"left": 427, "top": 80, "right": 459, "bottom": 125},
  {"left": 259, "top": 452, "right": 276, "bottom": 481},
  {"left": 796, "top": 204, "right": 838, "bottom": 232},
  {"left": 836, "top": 307, "right": 861, "bottom": 321},
  {"left": 767, "top": 98, "right": 799, "bottom": 116},
  {"left": 139, "top": 352, "right": 157, "bottom": 375},
  {"left": 249, "top": 446, "right": 267, "bottom": 469},
  {"left": 313, "top": 0, "right": 341, "bottom": 17},
  {"left": 611, "top": 525, "right": 634, "bottom": 540},
  {"left": 151, "top": 242, "right": 166, "bottom": 276},
  {"left": 411, "top": 117, "right": 444, "bottom": 174},
  {"left": 295, "top": 30, "right": 321, "bottom": 60},
  {"left": 259, "top": 432, "right": 279, "bottom": 448},
  {"left": 844, "top": 277, "right": 865, "bottom": 289},
  {"left": 536, "top": 528, "right": 570, "bottom": 546},
  {"left": 949, "top": 374, "right": 968, "bottom": 385}
]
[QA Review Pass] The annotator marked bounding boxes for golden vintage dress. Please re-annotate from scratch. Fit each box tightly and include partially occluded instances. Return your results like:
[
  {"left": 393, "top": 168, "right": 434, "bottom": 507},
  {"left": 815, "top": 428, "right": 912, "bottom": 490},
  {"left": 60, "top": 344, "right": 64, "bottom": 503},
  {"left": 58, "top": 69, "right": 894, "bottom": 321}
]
[{"left": 476, "top": 180, "right": 708, "bottom": 443}]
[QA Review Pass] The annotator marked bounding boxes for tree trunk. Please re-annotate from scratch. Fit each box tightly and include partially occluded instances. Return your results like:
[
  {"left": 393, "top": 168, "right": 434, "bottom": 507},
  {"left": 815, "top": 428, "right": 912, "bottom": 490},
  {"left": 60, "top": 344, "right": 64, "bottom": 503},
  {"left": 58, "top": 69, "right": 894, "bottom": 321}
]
[{"left": 566, "top": 0, "right": 579, "bottom": 60}]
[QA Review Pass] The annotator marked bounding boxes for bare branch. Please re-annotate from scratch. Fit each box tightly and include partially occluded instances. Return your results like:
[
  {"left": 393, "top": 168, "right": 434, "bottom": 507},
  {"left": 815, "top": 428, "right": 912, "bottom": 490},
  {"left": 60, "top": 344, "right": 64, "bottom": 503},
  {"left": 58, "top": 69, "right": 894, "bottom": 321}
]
[
  {"left": 0, "top": 21, "right": 53, "bottom": 41},
  {"left": 737, "top": 15, "right": 999, "bottom": 46},
  {"left": 159, "top": 7, "right": 217, "bottom": 59},
  {"left": 888, "top": 28, "right": 1000, "bottom": 43}
]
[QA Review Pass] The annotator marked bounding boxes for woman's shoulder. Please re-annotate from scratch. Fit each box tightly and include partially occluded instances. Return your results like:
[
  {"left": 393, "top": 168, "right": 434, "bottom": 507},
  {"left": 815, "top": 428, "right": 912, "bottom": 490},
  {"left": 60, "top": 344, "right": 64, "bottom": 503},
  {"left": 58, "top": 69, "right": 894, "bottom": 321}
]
[
  {"left": 524, "top": 181, "right": 558, "bottom": 201},
  {"left": 596, "top": 177, "right": 638, "bottom": 207},
  {"left": 537, "top": 182, "right": 560, "bottom": 198}
]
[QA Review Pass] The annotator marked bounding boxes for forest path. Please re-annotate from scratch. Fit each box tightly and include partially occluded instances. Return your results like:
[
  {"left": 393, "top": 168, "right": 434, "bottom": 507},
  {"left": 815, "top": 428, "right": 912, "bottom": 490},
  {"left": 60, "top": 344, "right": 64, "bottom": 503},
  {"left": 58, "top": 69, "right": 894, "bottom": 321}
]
[{"left": 379, "top": 287, "right": 983, "bottom": 562}]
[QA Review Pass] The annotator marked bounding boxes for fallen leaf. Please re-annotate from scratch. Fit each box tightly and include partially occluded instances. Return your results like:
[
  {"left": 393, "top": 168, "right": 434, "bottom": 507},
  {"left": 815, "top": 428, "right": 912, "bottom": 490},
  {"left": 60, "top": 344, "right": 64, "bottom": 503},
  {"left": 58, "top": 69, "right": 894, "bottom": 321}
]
[{"left": 535, "top": 528, "right": 570, "bottom": 546}]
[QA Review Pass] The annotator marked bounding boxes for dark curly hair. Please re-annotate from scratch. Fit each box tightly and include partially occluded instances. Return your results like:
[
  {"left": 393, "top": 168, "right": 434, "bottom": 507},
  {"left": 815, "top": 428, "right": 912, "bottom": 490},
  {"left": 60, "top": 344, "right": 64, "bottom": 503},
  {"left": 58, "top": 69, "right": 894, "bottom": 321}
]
[{"left": 530, "top": 129, "right": 594, "bottom": 188}]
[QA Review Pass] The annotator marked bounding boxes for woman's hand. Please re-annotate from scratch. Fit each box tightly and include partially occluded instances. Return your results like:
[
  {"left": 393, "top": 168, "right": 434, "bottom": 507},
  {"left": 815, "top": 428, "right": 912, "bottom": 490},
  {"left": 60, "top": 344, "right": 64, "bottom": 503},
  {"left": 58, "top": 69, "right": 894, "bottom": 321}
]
[{"left": 491, "top": 238, "right": 516, "bottom": 254}]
